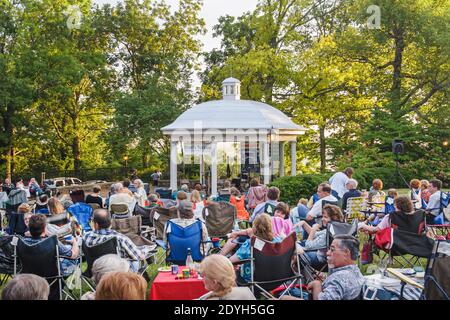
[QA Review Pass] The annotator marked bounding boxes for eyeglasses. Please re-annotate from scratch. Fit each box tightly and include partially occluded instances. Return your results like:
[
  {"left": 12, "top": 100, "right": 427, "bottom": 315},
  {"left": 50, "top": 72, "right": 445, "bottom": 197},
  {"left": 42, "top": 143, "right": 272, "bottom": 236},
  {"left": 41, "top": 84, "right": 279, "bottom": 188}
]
[{"left": 328, "top": 246, "right": 346, "bottom": 253}]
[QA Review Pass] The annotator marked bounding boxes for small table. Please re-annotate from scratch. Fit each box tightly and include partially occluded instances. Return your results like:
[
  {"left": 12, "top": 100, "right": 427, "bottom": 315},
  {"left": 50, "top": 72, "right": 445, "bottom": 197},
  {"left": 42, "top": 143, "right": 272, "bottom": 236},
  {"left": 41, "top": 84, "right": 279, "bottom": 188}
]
[
  {"left": 363, "top": 270, "right": 424, "bottom": 300},
  {"left": 149, "top": 267, "right": 208, "bottom": 300}
]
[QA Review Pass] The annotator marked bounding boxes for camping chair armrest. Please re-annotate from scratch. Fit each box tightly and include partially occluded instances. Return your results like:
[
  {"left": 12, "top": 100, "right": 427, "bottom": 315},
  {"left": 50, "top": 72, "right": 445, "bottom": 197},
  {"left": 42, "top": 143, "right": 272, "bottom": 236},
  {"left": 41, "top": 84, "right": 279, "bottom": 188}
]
[
  {"left": 232, "top": 259, "right": 252, "bottom": 266},
  {"left": 140, "top": 226, "right": 153, "bottom": 237},
  {"left": 250, "top": 275, "right": 303, "bottom": 286},
  {"left": 386, "top": 268, "right": 424, "bottom": 290},
  {"left": 155, "top": 239, "right": 167, "bottom": 250}
]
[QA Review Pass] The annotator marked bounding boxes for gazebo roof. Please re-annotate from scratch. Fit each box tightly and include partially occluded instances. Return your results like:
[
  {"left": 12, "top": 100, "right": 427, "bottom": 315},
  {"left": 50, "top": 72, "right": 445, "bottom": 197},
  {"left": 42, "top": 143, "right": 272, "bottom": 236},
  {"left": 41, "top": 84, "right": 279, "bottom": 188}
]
[{"left": 161, "top": 99, "right": 305, "bottom": 132}]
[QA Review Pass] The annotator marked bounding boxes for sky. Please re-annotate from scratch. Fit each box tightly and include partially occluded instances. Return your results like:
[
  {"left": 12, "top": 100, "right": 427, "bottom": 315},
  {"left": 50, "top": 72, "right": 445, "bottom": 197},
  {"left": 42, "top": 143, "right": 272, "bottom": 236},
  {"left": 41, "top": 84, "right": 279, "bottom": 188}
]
[
  {"left": 93, "top": 0, "right": 259, "bottom": 88},
  {"left": 93, "top": 0, "right": 258, "bottom": 52}
]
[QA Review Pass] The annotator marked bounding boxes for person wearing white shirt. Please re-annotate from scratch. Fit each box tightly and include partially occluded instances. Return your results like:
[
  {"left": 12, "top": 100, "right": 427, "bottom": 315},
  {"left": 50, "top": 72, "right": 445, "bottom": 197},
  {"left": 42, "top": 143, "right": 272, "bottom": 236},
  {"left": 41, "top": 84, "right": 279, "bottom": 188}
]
[
  {"left": 426, "top": 179, "right": 443, "bottom": 217},
  {"left": 328, "top": 167, "right": 354, "bottom": 200},
  {"left": 306, "top": 183, "right": 338, "bottom": 221},
  {"left": 108, "top": 182, "right": 137, "bottom": 214}
]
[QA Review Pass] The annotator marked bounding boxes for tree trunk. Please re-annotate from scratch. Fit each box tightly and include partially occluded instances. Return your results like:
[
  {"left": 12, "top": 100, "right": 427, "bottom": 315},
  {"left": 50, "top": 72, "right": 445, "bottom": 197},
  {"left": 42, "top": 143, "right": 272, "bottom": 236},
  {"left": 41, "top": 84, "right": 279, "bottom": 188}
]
[
  {"left": 4, "top": 103, "right": 14, "bottom": 180},
  {"left": 319, "top": 125, "right": 326, "bottom": 173},
  {"left": 391, "top": 27, "right": 405, "bottom": 112},
  {"left": 72, "top": 113, "right": 81, "bottom": 174}
]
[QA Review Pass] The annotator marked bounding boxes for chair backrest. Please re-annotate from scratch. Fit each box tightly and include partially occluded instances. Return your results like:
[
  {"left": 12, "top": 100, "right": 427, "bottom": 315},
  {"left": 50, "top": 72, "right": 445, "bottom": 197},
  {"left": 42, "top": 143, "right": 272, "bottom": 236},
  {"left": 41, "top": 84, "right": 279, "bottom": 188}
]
[
  {"left": 202, "top": 202, "right": 236, "bottom": 238},
  {"left": 47, "top": 212, "right": 71, "bottom": 226},
  {"left": 155, "top": 188, "right": 172, "bottom": 200},
  {"left": 6, "top": 213, "right": 27, "bottom": 236},
  {"left": 82, "top": 237, "right": 119, "bottom": 277},
  {"left": 345, "top": 197, "right": 367, "bottom": 222},
  {"left": 251, "top": 232, "right": 298, "bottom": 291},
  {"left": 370, "top": 195, "right": 386, "bottom": 213},
  {"left": 326, "top": 220, "right": 358, "bottom": 247},
  {"left": 110, "top": 203, "right": 129, "bottom": 215},
  {"left": 17, "top": 236, "right": 59, "bottom": 278},
  {"left": 67, "top": 202, "right": 93, "bottom": 232},
  {"left": 424, "top": 241, "right": 450, "bottom": 300},
  {"left": 166, "top": 220, "right": 203, "bottom": 264},
  {"left": 384, "top": 196, "right": 396, "bottom": 214},
  {"left": 390, "top": 210, "right": 426, "bottom": 234},
  {"left": 111, "top": 215, "right": 141, "bottom": 236},
  {"left": 153, "top": 206, "right": 179, "bottom": 240},
  {"left": 391, "top": 229, "right": 434, "bottom": 258},
  {"left": 322, "top": 200, "right": 338, "bottom": 208},
  {"left": 0, "top": 235, "right": 20, "bottom": 274},
  {"left": 215, "top": 194, "right": 231, "bottom": 202}
]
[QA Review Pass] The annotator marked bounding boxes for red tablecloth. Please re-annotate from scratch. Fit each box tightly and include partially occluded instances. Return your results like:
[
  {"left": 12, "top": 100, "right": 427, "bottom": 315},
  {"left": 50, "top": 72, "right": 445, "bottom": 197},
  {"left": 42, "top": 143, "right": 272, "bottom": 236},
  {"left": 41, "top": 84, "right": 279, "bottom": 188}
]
[{"left": 149, "top": 267, "right": 208, "bottom": 300}]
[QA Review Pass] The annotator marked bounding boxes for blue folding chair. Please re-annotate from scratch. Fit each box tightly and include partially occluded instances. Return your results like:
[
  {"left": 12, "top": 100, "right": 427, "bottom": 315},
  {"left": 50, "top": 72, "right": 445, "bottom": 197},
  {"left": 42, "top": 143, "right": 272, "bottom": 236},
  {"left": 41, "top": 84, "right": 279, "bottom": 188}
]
[
  {"left": 426, "top": 192, "right": 449, "bottom": 225},
  {"left": 159, "top": 220, "right": 204, "bottom": 266},
  {"left": 67, "top": 202, "right": 93, "bottom": 233}
]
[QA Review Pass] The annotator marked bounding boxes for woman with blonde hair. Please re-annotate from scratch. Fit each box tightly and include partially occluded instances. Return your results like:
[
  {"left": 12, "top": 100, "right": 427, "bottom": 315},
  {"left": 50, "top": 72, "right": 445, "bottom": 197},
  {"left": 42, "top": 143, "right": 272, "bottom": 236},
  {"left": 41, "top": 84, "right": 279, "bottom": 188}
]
[
  {"left": 229, "top": 213, "right": 281, "bottom": 283},
  {"left": 191, "top": 190, "right": 206, "bottom": 220},
  {"left": 197, "top": 254, "right": 255, "bottom": 300},
  {"left": 95, "top": 271, "right": 147, "bottom": 300}
]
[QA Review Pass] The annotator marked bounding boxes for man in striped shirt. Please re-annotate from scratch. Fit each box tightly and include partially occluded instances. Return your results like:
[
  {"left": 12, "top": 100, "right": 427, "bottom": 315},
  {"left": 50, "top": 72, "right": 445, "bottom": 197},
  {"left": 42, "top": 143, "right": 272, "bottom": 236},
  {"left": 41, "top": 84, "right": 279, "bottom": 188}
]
[{"left": 82, "top": 209, "right": 144, "bottom": 272}]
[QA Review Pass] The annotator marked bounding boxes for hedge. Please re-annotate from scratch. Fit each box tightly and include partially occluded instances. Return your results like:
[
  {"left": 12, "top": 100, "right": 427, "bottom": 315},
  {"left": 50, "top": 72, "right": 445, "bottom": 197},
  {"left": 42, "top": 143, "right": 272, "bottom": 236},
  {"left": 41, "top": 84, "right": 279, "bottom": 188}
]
[{"left": 270, "top": 167, "right": 449, "bottom": 207}]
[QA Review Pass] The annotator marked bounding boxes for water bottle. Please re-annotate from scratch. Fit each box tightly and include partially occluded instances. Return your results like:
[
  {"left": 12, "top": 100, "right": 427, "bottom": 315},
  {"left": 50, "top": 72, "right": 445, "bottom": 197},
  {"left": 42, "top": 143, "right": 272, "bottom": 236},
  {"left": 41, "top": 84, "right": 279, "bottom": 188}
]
[
  {"left": 185, "top": 247, "right": 194, "bottom": 269},
  {"left": 233, "top": 219, "right": 240, "bottom": 231}
]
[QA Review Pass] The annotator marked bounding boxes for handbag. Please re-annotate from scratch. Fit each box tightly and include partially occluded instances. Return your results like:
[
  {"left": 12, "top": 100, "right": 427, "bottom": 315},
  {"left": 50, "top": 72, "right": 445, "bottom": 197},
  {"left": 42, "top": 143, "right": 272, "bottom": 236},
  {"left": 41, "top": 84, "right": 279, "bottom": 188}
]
[{"left": 361, "top": 239, "right": 373, "bottom": 265}]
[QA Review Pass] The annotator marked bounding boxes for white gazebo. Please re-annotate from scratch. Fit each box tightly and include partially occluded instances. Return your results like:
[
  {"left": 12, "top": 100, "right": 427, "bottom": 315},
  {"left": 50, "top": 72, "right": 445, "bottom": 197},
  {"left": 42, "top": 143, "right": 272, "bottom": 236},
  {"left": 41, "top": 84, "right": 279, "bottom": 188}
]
[{"left": 161, "top": 78, "right": 305, "bottom": 195}]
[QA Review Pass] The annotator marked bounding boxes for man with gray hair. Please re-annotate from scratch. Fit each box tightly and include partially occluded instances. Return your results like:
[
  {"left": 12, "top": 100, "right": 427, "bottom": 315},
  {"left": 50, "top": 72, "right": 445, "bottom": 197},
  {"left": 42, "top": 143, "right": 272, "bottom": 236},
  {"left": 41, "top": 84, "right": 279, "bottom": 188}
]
[
  {"left": 83, "top": 209, "right": 144, "bottom": 272},
  {"left": 1, "top": 274, "right": 50, "bottom": 300},
  {"left": 307, "top": 235, "right": 364, "bottom": 300},
  {"left": 81, "top": 254, "right": 130, "bottom": 300},
  {"left": 108, "top": 182, "right": 137, "bottom": 214},
  {"left": 341, "top": 179, "right": 362, "bottom": 211}
]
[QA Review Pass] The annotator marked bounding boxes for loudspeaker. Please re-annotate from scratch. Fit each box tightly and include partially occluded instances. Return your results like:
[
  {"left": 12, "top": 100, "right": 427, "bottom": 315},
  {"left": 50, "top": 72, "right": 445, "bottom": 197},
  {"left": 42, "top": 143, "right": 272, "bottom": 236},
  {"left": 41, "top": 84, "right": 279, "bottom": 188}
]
[{"left": 392, "top": 139, "right": 405, "bottom": 155}]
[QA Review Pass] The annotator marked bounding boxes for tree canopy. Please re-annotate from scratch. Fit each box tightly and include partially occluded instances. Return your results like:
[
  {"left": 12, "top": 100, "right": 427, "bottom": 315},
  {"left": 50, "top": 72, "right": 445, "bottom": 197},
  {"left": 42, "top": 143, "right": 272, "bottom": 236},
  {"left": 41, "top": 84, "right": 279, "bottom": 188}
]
[{"left": 1, "top": 0, "right": 448, "bottom": 184}]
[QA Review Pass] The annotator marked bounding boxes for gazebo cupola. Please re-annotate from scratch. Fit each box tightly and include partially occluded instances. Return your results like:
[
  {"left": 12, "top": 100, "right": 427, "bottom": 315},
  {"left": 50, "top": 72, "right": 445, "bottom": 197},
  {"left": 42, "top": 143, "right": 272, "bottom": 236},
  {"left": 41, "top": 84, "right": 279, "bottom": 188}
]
[{"left": 222, "top": 77, "right": 241, "bottom": 100}]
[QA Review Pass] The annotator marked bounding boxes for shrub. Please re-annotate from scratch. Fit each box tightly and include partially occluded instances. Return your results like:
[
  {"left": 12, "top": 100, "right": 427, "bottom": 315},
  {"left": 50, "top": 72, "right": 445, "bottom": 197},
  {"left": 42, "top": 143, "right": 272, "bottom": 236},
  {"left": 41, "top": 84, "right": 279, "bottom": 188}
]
[{"left": 269, "top": 174, "right": 329, "bottom": 206}]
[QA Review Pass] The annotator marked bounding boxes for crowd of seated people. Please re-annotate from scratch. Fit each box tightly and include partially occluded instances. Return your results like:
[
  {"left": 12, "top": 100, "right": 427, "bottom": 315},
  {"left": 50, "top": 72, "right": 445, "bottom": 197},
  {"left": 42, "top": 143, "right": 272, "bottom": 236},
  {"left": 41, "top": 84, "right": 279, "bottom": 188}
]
[{"left": 1, "top": 171, "right": 447, "bottom": 301}]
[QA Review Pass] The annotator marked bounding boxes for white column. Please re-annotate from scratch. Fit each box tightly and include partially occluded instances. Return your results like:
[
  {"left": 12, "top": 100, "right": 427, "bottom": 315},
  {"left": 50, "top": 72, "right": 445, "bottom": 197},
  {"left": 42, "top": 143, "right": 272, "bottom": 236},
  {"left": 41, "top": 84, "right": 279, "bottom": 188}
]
[
  {"left": 280, "top": 142, "right": 285, "bottom": 177},
  {"left": 263, "top": 140, "right": 270, "bottom": 185},
  {"left": 290, "top": 141, "right": 297, "bottom": 176},
  {"left": 199, "top": 150, "right": 204, "bottom": 186},
  {"left": 211, "top": 140, "right": 218, "bottom": 195},
  {"left": 170, "top": 140, "right": 178, "bottom": 191}
]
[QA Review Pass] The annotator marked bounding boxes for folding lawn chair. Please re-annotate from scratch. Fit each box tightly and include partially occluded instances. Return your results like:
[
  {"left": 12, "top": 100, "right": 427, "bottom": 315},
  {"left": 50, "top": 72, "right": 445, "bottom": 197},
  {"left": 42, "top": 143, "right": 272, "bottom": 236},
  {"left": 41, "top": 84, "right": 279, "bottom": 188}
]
[
  {"left": 67, "top": 202, "right": 93, "bottom": 234},
  {"left": 345, "top": 197, "right": 367, "bottom": 223},
  {"left": 235, "top": 232, "right": 303, "bottom": 299},
  {"left": 0, "top": 235, "right": 20, "bottom": 286},
  {"left": 202, "top": 201, "right": 236, "bottom": 238},
  {"left": 374, "top": 210, "right": 433, "bottom": 268},
  {"left": 158, "top": 219, "right": 205, "bottom": 266},
  {"left": 14, "top": 235, "right": 78, "bottom": 300},
  {"left": 111, "top": 215, "right": 157, "bottom": 264},
  {"left": 110, "top": 203, "right": 130, "bottom": 219},
  {"left": 387, "top": 240, "right": 449, "bottom": 300}
]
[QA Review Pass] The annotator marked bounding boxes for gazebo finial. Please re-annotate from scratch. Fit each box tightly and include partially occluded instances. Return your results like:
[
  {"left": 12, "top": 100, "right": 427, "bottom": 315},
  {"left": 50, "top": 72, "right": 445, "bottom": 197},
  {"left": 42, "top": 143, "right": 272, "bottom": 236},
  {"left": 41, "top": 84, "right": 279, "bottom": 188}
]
[{"left": 222, "top": 77, "right": 241, "bottom": 101}]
